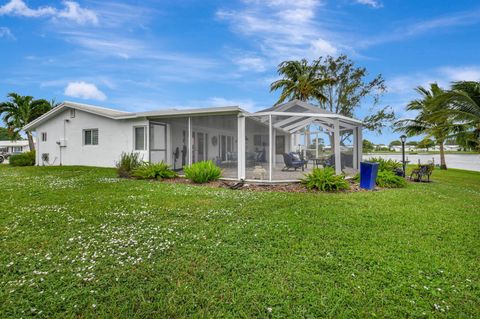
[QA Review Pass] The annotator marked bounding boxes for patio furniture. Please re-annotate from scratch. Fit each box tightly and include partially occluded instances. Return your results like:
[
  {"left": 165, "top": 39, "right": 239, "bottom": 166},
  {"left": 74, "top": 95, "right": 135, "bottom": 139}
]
[
  {"left": 282, "top": 153, "right": 307, "bottom": 171},
  {"left": 410, "top": 164, "right": 434, "bottom": 182}
]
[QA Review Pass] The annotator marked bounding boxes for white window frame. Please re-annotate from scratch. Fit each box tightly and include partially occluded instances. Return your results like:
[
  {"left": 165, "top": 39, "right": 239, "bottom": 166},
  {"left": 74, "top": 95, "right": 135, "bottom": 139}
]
[
  {"left": 133, "top": 126, "right": 147, "bottom": 151},
  {"left": 83, "top": 129, "right": 99, "bottom": 146},
  {"left": 41, "top": 132, "right": 47, "bottom": 142}
]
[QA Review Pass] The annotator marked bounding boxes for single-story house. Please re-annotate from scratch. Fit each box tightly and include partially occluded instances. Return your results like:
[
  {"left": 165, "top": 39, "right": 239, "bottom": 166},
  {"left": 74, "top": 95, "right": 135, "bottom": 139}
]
[
  {"left": 0, "top": 140, "right": 33, "bottom": 153},
  {"left": 23, "top": 100, "right": 363, "bottom": 182}
]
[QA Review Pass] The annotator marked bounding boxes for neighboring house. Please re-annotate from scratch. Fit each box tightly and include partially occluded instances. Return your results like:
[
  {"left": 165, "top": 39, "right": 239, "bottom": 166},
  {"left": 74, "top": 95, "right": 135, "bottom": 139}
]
[
  {"left": 23, "top": 100, "right": 363, "bottom": 182},
  {"left": 0, "top": 140, "right": 33, "bottom": 153},
  {"left": 390, "top": 145, "right": 417, "bottom": 152}
]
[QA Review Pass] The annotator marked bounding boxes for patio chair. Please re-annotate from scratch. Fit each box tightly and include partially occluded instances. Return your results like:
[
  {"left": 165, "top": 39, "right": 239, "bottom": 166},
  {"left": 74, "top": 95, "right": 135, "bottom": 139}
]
[
  {"left": 282, "top": 153, "right": 306, "bottom": 171},
  {"left": 410, "top": 163, "right": 434, "bottom": 182}
]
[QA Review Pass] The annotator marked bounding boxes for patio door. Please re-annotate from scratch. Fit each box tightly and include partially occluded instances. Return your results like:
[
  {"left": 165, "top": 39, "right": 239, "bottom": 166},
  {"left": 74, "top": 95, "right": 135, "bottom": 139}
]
[{"left": 150, "top": 122, "right": 167, "bottom": 163}]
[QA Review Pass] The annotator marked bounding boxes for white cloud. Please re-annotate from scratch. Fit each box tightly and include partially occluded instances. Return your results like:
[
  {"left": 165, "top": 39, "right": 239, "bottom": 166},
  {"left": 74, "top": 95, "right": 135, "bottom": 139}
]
[
  {"left": 216, "top": 0, "right": 345, "bottom": 64},
  {"left": 439, "top": 66, "right": 480, "bottom": 82},
  {"left": 203, "top": 97, "right": 258, "bottom": 112},
  {"left": 64, "top": 82, "right": 106, "bottom": 101},
  {"left": 0, "top": 0, "right": 55, "bottom": 17},
  {"left": 234, "top": 55, "right": 267, "bottom": 72},
  {"left": 354, "top": 0, "right": 383, "bottom": 9},
  {"left": 0, "top": 0, "right": 97, "bottom": 25},
  {"left": 387, "top": 65, "right": 480, "bottom": 95},
  {"left": 56, "top": 1, "right": 98, "bottom": 25},
  {"left": 0, "top": 26, "right": 14, "bottom": 39}
]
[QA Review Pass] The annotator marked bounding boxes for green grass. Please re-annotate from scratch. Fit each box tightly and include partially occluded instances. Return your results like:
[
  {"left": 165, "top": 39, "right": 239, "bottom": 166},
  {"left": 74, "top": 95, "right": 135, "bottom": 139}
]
[{"left": 1, "top": 165, "right": 479, "bottom": 318}]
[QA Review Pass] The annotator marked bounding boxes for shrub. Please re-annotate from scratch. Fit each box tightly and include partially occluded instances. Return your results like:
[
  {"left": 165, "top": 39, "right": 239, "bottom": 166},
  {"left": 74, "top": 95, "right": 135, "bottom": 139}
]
[
  {"left": 116, "top": 152, "right": 142, "bottom": 178},
  {"left": 368, "top": 157, "right": 402, "bottom": 172},
  {"left": 184, "top": 160, "right": 222, "bottom": 183},
  {"left": 376, "top": 170, "right": 407, "bottom": 188},
  {"left": 9, "top": 151, "right": 35, "bottom": 166},
  {"left": 301, "top": 167, "right": 350, "bottom": 192},
  {"left": 132, "top": 162, "right": 178, "bottom": 180}
]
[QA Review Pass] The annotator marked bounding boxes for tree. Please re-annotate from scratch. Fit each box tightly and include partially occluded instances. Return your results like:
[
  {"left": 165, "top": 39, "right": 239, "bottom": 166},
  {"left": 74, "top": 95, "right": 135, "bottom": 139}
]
[
  {"left": 315, "top": 55, "right": 394, "bottom": 133},
  {"left": 438, "top": 81, "right": 480, "bottom": 150},
  {"left": 389, "top": 140, "right": 401, "bottom": 147},
  {"left": 417, "top": 138, "right": 435, "bottom": 152},
  {"left": 0, "top": 126, "right": 10, "bottom": 140},
  {"left": 406, "top": 141, "right": 418, "bottom": 146},
  {"left": 270, "top": 59, "right": 333, "bottom": 105},
  {"left": 362, "top": 139, "right": 375, "bottom": 153},
  {"left": 395, "top": 83, "right": 454, "bottom": 169},
  {"left": 0, "top": 93, "right": 53, "bottom": 151}
]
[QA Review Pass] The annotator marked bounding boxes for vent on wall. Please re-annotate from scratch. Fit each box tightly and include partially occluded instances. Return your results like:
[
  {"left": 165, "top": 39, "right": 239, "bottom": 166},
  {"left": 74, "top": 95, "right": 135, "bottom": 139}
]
[{"left": 70, "top": 109, "right": 75, "bottom": 118}]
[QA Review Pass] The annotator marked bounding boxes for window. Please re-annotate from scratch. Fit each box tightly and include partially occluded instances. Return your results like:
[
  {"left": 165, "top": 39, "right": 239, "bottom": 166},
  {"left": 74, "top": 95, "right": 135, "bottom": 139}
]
[
  {"left": 84, "top": 129, "right": 99, "bottom": 145},
  {"left": 70, "top": 109, "right": 76, "bottom": 118},
  {"left": 12, "top": 146, "right": 22, "bottom": 152},
  {"left": 41, "top": 132, "right": 47, "bottom": 142},
  {"left": 134, "top": 126, "right": 146, "bottom": 150}
]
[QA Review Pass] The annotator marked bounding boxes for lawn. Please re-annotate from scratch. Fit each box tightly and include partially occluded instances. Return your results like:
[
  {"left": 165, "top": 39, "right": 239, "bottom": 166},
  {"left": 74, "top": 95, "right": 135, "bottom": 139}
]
[{"left": 0, "top": 165, "right": 479, "bottom": 318}]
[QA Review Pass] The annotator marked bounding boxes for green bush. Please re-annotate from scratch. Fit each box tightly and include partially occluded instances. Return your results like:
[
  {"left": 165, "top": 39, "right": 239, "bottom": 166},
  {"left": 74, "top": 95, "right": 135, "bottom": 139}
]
[
  {"left": 9, "top": 151, "right": 35, "bottom": 166},
  {"left": 116, "top": 152, "right": 142, "bottom": 178},
  {"left": 132, "top": 162, "right": 178, "bottom": 180},
  {"left": 301, "top": 167, "right": 350, "bottom": 192},
  {"left": 368, "top": 157, "right": 402, "bottom": 172},
  {"left": 376, "top": 170, "right": 407, "bottom": 188},
  {"left": 184, "top": 160, "right": 222, "bottom": 183}
]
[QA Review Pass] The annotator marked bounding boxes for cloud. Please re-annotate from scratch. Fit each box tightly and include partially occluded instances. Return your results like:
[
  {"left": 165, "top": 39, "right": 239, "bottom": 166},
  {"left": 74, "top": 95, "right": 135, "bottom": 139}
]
[
  {"left": 201, "top": 97, "right": 258, "bottom": 112},
  {"left": 0, "top": 26, "right": 14, "bottom": 39},
  {"left": 56, "top": 1, "right": 98, "bottom": 25},
  {"left": 361, "top": 9, "right": 480, "bottom": 47},
  {"left": 64, "top": 82, "right": 106, "bottom": 101},
  {"left": 354, "top": 0, "right": 383, "bottom": 8},
  {"left": 0, "top": 0, "right": 55, "bottom": 17},
  {"left": 216, "top": 0, "right": 345, "bottom": 64},
  {"left": 0, "top": 0, "right": 97, "bottom": 25},
  {"left": 387, "top": 65, "right": 480, "bottom": 95},
  {"left": 233, "top": 55, "right": 267, "bottom": 72},
  {"left": 439, "top": 66, "right": 480, "bottom": 82}
]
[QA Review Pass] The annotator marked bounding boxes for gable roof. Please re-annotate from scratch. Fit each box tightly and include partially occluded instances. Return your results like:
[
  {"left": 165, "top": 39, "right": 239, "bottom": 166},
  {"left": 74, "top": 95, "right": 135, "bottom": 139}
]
[
  {"left": 23, "top": 101, "right": 246, "bottom": 131},
  {"left": 256, "top": 99, "right": 337, "bottom": 115}
]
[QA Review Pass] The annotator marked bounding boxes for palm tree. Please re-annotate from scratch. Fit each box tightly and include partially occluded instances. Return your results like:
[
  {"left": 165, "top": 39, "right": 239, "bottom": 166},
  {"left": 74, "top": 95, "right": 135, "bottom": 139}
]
[
  {"left": 395, "top": 83, "right": 454, "bottom": 169},
  {"left": 439, "top": 81, "right": 480, "bottom": 149},
  {"left": 0, "top": 93, "right": 53, "bottom": 152},
  {"left": 270, "top": 59, "right": 333, "bottom": 105}
]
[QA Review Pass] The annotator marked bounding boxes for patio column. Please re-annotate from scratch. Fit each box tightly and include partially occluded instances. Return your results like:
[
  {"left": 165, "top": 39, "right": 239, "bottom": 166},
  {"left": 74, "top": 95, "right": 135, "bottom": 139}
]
[
  {"left": 237, "top": 114, "right": 246, "bottom": 180},
  {"left": 268, "top": 114, "right": 273, "bottom": 181},
  {"left": 333, "top": 119, "right": 341, "bottom": 175},
  {"left": 357, "top": 126, "right": 363, "bottom": 169},
  {"left": 187, "top": 117, "right": 192, "bottom": 165},
  {"left": 353, "top": 127, "right": 358, "bottom": 169},
  {"left": 272, "top": 128, "right": 276, "bottom": 168}
]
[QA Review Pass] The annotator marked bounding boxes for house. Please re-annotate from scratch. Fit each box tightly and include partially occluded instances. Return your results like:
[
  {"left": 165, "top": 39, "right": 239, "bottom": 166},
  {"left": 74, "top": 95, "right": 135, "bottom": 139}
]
[
  {"left": 23, "top": 100, "right": 363, "bottom": 182},
  {"left": 0, "top": 140, "right": 33, "bottom": 153}
]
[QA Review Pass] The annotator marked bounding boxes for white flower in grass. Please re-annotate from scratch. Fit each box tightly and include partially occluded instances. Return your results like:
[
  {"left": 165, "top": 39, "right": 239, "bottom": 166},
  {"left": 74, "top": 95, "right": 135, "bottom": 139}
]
[
  {"left": 92, "top": 304, "right": 96, "bottom": 308},
  {"left": 266, "top": 307, "right": 272, "bottom": 313}
]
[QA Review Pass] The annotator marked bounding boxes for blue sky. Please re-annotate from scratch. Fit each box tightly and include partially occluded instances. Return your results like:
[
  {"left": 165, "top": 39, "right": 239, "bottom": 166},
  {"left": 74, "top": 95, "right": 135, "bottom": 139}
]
[{"left": 1, "top": 0, "right": 480, "bottom": 144}]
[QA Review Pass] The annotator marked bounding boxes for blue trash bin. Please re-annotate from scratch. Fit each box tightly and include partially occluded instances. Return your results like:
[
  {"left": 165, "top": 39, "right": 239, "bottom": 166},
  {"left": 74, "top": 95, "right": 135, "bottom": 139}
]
[{"left": 360, "top": 162, "right": 379, "bottom": 190}]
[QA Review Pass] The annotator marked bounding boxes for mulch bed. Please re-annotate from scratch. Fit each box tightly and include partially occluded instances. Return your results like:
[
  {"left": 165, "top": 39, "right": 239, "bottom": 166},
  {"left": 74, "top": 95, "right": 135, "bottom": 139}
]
[{"left": 161, "top": 177, "right": 371, "bottom": 193}]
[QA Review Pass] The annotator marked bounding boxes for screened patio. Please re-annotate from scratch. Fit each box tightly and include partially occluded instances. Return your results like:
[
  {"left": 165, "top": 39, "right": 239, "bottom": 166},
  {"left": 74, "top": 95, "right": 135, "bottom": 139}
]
[{"left": 146, "top": 100, "right": 363, "bottom": 183}]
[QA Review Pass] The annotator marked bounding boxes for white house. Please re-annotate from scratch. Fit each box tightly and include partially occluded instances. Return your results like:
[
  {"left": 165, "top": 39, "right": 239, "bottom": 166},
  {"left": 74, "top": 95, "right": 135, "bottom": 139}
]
[
  {"left": 0, "top": 140, "right": 33, "bottom": 153},
  {"left": 24, "top": 100, "right": 363, "bottom": 182}
]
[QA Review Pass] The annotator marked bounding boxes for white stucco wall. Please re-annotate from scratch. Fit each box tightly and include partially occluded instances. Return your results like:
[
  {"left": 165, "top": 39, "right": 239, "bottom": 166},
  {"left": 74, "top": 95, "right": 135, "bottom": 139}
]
[{"left": 34, "top": 108, "right": 149, "bottom": 167}]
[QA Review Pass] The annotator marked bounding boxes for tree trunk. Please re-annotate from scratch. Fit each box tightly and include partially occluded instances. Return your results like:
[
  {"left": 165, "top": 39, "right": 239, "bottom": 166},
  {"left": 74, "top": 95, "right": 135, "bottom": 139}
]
[
  {"left": 439, "top": 142, "right": 447, "bottom": 170},
  {"left": 27, "top": 132, "right": 35, "bottom": 152}
]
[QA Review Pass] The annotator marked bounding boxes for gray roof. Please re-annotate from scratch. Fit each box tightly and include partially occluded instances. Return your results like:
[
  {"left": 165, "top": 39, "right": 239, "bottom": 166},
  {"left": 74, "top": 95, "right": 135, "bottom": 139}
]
[{"left": 256, "top": 99, "right": 337, "bottom": 115}]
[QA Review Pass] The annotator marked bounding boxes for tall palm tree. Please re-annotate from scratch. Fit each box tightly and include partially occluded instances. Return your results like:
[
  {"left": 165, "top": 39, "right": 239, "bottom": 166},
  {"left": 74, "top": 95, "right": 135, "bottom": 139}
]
[
  {"left": 0, "top": 93, "right": 53, "bottom": 152},
  {"left": 395, "top": 83, "right": 454, "bottom": 169},
  {"left": 270, "top": 59, "right": 333, "bottom": 105}
]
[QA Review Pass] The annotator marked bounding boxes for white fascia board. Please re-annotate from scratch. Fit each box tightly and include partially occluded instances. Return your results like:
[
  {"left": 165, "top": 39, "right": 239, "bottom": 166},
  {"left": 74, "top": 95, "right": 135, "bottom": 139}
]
[{"left": 249, "top": 111, "right": 363, "bottom": 125}]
